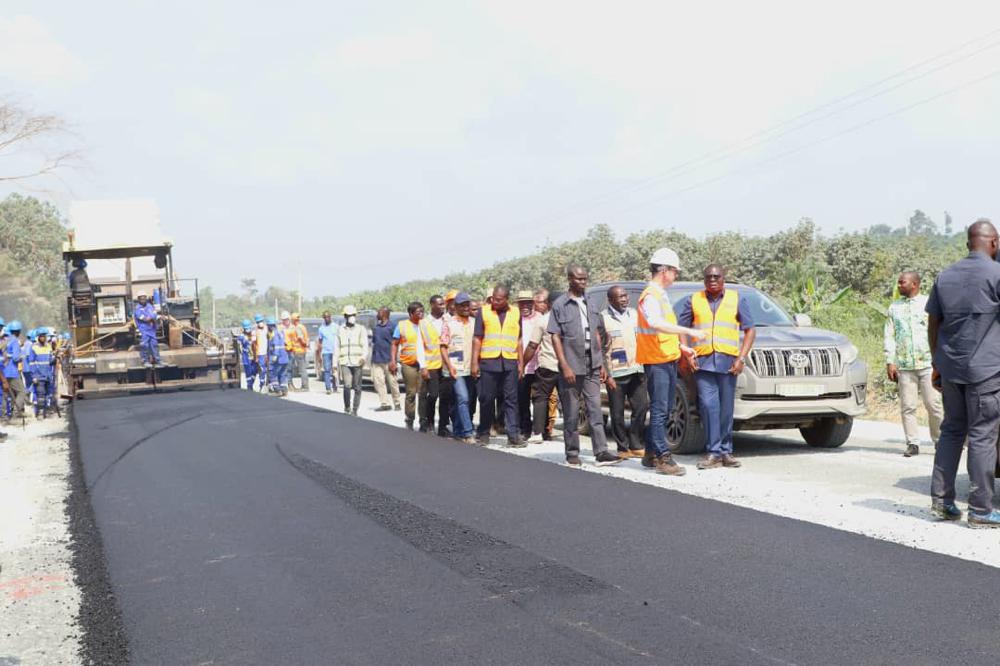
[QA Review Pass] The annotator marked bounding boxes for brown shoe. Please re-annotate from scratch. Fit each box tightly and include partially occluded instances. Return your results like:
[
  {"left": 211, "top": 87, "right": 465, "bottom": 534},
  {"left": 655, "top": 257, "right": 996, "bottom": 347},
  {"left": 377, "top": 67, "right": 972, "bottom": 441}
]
[
  {"left": 721, "top": 454, "right": 742, "bottom": 468},
  {"left": 654, "top": 454, "right": 687, "bottom": 476},
  {"left": 628, "top": 449, "right": 646, "bottom": 459},
  {"left": 697, "top": 455, "right": 723, "bottom": 470}
]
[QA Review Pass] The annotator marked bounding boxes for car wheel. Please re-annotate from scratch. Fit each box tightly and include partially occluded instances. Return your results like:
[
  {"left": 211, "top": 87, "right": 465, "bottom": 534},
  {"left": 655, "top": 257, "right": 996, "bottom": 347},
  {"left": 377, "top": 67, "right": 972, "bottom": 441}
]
[
  {"left": 667, "top": 382, "right": 705, "bottom": 454},
  {"left": 800, "top": 417, "right": 852, "bottom": 448}
]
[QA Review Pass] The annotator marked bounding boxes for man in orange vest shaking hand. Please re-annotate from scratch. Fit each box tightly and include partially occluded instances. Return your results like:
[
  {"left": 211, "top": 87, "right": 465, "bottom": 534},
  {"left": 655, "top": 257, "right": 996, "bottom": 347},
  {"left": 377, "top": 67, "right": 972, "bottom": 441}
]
[
  {"left": 635, "top": 248, "right": 708, "bottom": 476},
  {"left": 676, "top": 264, "right": 756, "bottom": 470}
]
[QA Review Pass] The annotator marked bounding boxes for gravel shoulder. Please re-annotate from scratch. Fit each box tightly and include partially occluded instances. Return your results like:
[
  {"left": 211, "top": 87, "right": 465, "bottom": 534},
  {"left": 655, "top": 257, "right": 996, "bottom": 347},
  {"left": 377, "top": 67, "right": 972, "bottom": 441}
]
[
  {"left": 0, "top": 414, "right": 82, "bottom": 666},
  {"left": 280, "top": 380, "right": 1000, "bottom": 568}
]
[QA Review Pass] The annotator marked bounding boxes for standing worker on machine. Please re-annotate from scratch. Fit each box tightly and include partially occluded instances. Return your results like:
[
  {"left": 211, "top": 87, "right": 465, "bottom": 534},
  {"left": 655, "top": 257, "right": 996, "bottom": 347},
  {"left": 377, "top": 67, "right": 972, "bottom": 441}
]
[{"left": 134, "top": 292, "right": 163, "bottom": 368}]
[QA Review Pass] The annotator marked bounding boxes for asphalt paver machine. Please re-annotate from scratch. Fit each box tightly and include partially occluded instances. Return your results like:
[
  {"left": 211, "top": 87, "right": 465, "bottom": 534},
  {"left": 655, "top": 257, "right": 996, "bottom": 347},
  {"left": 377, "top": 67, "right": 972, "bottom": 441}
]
[{"left": 62, "top": 237, "right": 239, "bottom": 398}]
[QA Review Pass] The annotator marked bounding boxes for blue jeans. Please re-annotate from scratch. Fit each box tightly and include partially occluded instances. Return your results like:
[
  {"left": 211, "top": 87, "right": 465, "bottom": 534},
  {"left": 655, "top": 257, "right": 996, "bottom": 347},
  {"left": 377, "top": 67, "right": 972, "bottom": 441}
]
[
  {"left": 695, "top": 370, "right": 736, "bottom": 456},
  {"left": 322, "top": 353, "right": 335, "bottom": 391},
  {"left": 451, "top": 375, "right": 475, "bottom": 438},
  {"left": 139, "top": 332, "right": 160, "bottom": 364},
  {"left": 644, "top": 362, "right": 677, "bottom": 457},
  {"left": 256, "top": 356, "right": 268, "bottom": 390}
]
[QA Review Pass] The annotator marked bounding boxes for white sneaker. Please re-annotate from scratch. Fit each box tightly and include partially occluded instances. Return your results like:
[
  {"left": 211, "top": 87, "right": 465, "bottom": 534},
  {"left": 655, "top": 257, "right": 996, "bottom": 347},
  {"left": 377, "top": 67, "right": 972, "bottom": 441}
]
[{"left": 524, "top": 433, "right": 544, "bottom": 444}]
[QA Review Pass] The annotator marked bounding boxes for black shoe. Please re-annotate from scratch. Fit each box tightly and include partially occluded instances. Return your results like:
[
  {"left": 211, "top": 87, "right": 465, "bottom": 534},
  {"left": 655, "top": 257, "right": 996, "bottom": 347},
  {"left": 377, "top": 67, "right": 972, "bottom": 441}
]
[
  {"left": 930, "top": 502, "right": 962, "bottom": 521},
  {"left": 476, "top": 434, "right": 491, "bottom": 446},
  {"left": 566, "top": 456, "right": 582, "bottom": 467},
  {"left": 542, "top": 431, "right": 553, "bottom": 441},
  {"left": 394, "top": 404, "right": 401, "bottom": 411},
  {"left": 0, "top": 432, "right": 7, "bottom": 441},
  {"left": 507, "top": 436, "right": 527, "bottom": 448},
  {"left": 595, "top": 451, "right": 624, "bottom": 466},
  {"left": 641, "top": 451, "right": 655, "bottom": 468},
  {"left": 904, "top": 444, "right": 919, "bottom": 457},
  {"left": 405, "top": 420, "right": 414, "bottom": 431}
]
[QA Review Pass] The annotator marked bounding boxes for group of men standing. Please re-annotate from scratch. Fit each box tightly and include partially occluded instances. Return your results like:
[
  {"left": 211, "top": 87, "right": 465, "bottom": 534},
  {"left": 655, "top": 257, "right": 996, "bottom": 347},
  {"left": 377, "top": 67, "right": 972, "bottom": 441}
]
[
  {"left": 386, "top": 248, "right": 758, "bottom": 473},
  {"left": 0, "top": 318, "right": 65, "bottom": 437}
]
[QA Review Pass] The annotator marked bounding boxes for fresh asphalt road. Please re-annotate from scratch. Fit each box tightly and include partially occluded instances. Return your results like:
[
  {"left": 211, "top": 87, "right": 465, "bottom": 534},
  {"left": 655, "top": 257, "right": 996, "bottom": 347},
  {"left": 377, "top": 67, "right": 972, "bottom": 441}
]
[{"left": 74, "top": 390, "right": 1000, "bottom": 665}]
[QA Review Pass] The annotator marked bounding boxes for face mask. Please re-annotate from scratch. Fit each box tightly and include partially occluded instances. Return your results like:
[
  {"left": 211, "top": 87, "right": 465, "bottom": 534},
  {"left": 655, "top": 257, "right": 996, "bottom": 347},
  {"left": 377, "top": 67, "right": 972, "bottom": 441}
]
[{"left": 346, "top": 316, "right": 356, "bottom": 325}]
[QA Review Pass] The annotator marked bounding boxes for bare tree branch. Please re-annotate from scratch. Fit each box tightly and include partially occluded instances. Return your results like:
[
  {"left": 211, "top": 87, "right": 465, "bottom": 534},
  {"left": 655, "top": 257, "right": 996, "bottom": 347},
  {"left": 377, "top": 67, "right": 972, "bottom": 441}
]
[{"left": 0, "top": 100, "right": 83, "bottom": 186}]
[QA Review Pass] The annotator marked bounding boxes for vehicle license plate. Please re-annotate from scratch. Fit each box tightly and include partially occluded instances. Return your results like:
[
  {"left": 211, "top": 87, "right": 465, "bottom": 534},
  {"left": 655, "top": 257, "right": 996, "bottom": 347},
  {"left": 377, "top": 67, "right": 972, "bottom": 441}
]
[{"left": 776, "top": 383, "right": 824, "bottom": 397}]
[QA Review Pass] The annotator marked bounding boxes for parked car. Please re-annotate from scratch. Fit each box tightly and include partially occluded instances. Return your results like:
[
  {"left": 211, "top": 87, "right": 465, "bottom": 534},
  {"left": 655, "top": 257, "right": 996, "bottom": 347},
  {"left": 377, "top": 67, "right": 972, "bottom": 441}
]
[{"left": 586, "top": 281, "right": 868, "bottom": 453}]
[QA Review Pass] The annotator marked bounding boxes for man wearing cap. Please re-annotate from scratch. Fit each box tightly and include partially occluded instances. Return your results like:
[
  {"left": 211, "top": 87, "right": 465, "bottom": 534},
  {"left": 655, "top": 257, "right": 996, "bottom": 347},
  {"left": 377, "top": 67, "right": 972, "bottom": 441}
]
[
  {"left": 337, "top": 305, "right": 368, "bottom": 415},
  {"left": 286, "top": 312, "right": 310, "bottom": 391},
  {"left": 267, "top": 317, "right": 290, "bottom": 395},
  {"left": 443, "top": 292, "right": 476, "bottom": 442},
  {"left": 602, "top": 285, "right": 648, "bottom": 457},
  {"left": 444, "top": 289, "right": 459, "bottom": 318},
  {"left": 636, "top": 249, "right": 708, "bottom": 476},
  {"left": 133, "top": 293, "right": 163, "bottom": 368},
  {"left": 236, "top": 319, "right": 257, "bottom": 391},
  {"left": 516, "top": 289, "right": 543, "bottom": 438},
  {"left": 676, "top": 264, "right": 756, "bottom": 470},
  {"left": 370, "top": 307, "right": 400, "bottom": 411},
  {"left": 316, "top": 311, "right": 339, "bottom": 395}
]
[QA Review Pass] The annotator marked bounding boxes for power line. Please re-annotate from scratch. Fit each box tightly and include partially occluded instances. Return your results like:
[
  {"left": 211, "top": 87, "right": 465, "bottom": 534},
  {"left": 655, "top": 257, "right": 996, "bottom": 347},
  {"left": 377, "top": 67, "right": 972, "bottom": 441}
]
[
  {"left": 610, "top": 67, "right": 1000, "bottom": 218},
  {"left": 519, "top": 26, "right": 1000, "bottom": 231}
]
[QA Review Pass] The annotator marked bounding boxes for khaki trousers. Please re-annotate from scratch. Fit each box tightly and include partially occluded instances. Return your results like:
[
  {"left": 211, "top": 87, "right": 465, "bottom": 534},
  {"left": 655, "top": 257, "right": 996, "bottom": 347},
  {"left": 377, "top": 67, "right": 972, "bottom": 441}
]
[
  {"left": 898, "top": 368, "right": 943, "bottom": 445},
  {"left": 371, "top": 362, "right": 400, "bottom": 407}
]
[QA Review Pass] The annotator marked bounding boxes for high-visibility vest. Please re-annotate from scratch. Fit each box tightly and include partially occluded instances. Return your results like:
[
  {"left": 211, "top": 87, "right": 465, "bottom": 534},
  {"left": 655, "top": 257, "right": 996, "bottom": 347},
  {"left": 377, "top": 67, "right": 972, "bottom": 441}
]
[
  {"left": 635, "top": 283, "right": 681, "bottom": 364},
  {"left": 398, "top": 320, "right": 421, "bottom": 366},
  {"left": 691, "top": 290, "right": 741, "bottom": 357},
  {"left": 480, "top": 305, "right": 520, "bottom": 360},
  {"left": 419, "top": 321, "right": 442, "bottom": 370}
]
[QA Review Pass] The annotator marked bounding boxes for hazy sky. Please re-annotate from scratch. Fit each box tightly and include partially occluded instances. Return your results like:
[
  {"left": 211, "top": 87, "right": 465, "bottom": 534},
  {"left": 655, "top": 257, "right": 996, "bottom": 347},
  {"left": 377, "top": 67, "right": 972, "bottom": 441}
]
[{"left": 3, "top": 1, "right": 1000, "bottom": 296}]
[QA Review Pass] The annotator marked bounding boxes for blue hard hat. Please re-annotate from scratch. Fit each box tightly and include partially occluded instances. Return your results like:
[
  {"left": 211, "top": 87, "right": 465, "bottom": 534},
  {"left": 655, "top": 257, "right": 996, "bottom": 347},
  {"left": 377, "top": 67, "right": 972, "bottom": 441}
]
[
  {"left": 241, "top": 319, "right": 252, "bottom": 329},
  {"left": 61, "top": 332, "right": 71, "bottom": 340},
  {"left": 254, "top": 314, "right": 264, "bottom": 323},
  {"left": 265, "top": 316, "right": 276, "bottom": 326},
  {"left": 8, "top": 320, "right": 21, "bottom": 332}
]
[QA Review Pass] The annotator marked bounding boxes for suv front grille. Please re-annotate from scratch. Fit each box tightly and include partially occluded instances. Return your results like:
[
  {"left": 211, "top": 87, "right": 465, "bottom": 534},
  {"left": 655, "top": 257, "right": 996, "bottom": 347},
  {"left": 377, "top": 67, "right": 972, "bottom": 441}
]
[{"left": 748, "top": 347, "right": 842, "bottom": 377}]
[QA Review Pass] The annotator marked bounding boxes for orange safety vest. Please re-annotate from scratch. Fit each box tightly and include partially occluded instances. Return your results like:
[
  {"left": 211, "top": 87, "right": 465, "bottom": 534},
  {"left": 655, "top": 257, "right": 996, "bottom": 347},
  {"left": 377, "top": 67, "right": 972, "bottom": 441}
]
[
  {"left": 480, "top": 305, "right": 520, "bottom": 360},
  {"left": 691, "top": 290, "right": 741, "bottom": 357},
  {"left": 635, "top": 283, "right": 681, "bottom": 364},
  {"left": 398, "top": 320, "right": 421, "bottom": 366},
  {"left": 286, "top": 323, "right": 309, "bottom": 354}
]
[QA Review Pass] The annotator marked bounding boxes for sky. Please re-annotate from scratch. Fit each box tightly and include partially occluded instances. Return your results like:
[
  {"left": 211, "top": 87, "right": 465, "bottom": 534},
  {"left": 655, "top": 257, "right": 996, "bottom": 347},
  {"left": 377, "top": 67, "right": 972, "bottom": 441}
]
[{"left": 2, "top": 1, "right": 1000, "bottom": 296}]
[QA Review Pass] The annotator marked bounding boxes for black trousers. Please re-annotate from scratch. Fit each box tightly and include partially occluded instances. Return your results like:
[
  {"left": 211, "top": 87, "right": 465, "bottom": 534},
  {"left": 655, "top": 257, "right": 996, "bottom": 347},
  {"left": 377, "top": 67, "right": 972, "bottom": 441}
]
[
  {"left": 607, "top": 371, "right": 649, "bottom": 451},
  {"left": 437, "top": 374, "right": 455, "bottom": 435},
  {"left": 478, "top": 369, "right": 519, "bottom": 439},
  {"left": 419, "top": 369, "right": 441, "bottom": 432},
  {"left": 531, "top": 367, "right": 560, "bottom": 436},
  {"left": 518, "top": 374, "right": 535, "bottom": 436}
]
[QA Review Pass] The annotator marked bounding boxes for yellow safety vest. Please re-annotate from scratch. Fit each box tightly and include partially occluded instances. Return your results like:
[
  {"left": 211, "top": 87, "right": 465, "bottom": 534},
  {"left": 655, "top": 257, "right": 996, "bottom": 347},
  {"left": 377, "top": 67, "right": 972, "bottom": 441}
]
[
  {"left": 691, "top": 290, "right": 740, "bottom": 357},
  {"left": 420, "top": 320, "right": 442, "bottom": 370},
  {"left": 480, "top": 305, "right": 520, "bottom": 360},
  {"left": 398, "top": 320, "right": 420, "bottom": 366},
  {"left": 635, "top": 283, "right": 680, "bottom": 364}
]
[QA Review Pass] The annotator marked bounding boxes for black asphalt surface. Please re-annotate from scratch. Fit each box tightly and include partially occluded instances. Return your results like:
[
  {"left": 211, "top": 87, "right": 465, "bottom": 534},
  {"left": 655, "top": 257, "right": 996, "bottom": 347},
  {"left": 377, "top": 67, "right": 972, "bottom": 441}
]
[{"left": 73, "top": 390, "right": 1000, "bottom": 665}]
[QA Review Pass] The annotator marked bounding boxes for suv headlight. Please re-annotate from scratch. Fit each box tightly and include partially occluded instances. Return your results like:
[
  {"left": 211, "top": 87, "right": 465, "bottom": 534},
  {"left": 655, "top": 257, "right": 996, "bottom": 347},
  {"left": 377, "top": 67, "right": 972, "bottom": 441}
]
[{"left": 840, "top": 343, "right": 859, "bottom": 365}]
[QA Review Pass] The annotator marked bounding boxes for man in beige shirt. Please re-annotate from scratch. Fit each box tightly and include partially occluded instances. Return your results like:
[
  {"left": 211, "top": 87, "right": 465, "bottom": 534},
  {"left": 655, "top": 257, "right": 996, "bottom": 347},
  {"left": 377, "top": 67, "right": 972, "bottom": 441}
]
[
  {"left": 523, "top": 290, "right": 560, "bottom": 443},
  {"left": 602, "top": 285, "right": 648, "bottom": 457}
]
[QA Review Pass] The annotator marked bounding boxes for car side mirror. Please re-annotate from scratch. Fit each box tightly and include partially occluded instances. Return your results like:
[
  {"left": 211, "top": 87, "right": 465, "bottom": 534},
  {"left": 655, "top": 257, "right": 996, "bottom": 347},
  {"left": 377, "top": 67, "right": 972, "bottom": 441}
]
[{"left": 793, "top": 313, "right": 812, "bottom": 327}]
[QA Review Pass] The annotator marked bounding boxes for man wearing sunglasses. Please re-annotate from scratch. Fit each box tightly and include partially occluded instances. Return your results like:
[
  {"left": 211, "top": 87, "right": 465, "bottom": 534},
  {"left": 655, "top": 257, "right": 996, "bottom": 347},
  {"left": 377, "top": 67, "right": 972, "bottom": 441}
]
[{"left": 677, "top": 264, "right": 756, "bottom": 470}]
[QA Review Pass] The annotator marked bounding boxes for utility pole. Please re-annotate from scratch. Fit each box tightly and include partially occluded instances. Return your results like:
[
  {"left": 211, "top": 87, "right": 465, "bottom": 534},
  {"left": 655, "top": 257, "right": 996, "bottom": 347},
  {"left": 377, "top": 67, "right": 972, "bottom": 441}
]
[
  {"left": 297, "top": 267, "right": 303, "bottom": 313},
  {"left": 274, "top": 298, "right": 278, "bottom": 321}
]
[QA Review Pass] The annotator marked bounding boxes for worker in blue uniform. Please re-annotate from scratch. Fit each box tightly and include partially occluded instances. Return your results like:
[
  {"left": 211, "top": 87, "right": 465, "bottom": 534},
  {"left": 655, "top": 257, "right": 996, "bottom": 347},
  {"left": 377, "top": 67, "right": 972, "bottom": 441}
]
[
  {"left": 267, "top": 317, "right": 289, "bottom": 396},
  {"left": 23, "top": 329, "right": 36, "bottom": 404},
  {"left": 28, "top": 329, "right": 56, "bottom": 417},
  {"left": 133, "top": 292, "right": 162, "bottom": 368},
  {"left": 3, "top": 321, "right": 26, "bottom": 420},
  {"left": 236, "top": 319, "right": 256, "bottom": 390}
]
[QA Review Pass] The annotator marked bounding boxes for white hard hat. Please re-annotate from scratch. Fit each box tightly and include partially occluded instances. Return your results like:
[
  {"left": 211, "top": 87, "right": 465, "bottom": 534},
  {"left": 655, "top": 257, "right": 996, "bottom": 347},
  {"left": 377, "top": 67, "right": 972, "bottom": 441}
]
[
  {"left": 650, "top": 247, "right": 680, "bottom": 270},
  {"left": 343, "top": 305, "right": 358, "bottom": 316},
  {"left": 280, "top": 310, "right": 291, "bottom": 320}
]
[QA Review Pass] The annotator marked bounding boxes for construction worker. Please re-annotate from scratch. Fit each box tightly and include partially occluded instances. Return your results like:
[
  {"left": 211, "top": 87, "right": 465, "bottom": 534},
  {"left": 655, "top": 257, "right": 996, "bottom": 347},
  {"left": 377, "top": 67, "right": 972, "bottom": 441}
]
[
  {"left": 267, "top": 317, "right": 289, "bottom": 396},
  {"left": 337, "top": 305, "right": 368, "bottom": 415},
  {"left": 677, "top": 264, "right": 756, "bottom": 469},
  {"left": 3, "top": 321, "right": 25, "bottom": 420},
  {"left": 443, "top": 292, "right": 476, "bottom": 443},
  {"left": 23, "top": 329, "right": 36, "bottom": 404},
  {"left": 602, "top": 285, "right": 648, "bottom": 458},
  {"left": 134, "top": 292, "right": 162, "bottom": 368},
  {"left": 236, "top": 320, "right": 256, "bottom": 391},
  {"left": 472, "top": 285, "right": 524, "bottom": 447},
  {"left": 287, "top": 312, "right": 310, "bottom": 391},
  {"left": 27, "top": 329, "right": 55, "bottom": 418},
  {"left": 252, "top": 314, "right": 269, "bottom": 391},
  {"left": 444, "top": 289, "right": 459, "bottom": 318},
  {"left": 316, "top": 311, "right": 339, "bottom": 395},
  {"left": 426, "top": 295, "right": 452, "bottom": 437},
  {"left": 636, "top": 248, "right": 707, "bottom": 476},
  {"left": 390, "top": 302, "right": 427, "bottom": 430}
]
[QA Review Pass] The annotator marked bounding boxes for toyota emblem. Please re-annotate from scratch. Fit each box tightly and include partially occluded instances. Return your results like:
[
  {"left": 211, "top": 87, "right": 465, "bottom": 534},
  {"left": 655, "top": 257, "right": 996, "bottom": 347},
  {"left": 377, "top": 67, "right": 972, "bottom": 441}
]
[{"left": 788, "top": 352, "right": 810, "bottom": 369}]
